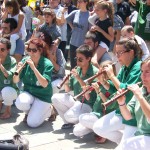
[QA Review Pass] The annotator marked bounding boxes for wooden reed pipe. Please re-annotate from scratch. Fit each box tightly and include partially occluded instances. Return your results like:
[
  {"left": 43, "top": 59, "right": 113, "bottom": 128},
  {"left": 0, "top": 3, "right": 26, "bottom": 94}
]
[
  {"left": 84, "top": 61, "right": 118, "bottom": 84},
  {"left": 14, "top": 61, "right": 27, "bottom": 75},
  {"left": 102, "top": 82, "right": 142, "bottom": 110},
  {"left": 74, "top": 81, "right": 101, "bottom": 100}
]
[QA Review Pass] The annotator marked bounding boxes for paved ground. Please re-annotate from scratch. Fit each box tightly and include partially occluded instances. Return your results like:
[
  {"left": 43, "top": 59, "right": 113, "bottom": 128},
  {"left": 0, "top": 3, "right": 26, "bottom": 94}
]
[{"left": 0, "top": 105, "right": 117, "bottom": 150}]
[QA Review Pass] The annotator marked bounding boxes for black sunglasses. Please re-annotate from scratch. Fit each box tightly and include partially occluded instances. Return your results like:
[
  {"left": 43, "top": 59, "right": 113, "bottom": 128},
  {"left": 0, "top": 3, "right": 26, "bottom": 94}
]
[
  {"left": 27, "top": 48, "right": 38, "bottom": 53},
  {"left": 74, "top": 57, "right": 83, "bottom": 62}
]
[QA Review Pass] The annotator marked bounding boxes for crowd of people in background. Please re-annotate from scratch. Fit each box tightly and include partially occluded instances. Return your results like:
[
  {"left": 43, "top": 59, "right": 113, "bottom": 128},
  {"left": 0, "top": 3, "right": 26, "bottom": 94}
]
[{"left": 0, "top": 0, "right": 150, "bottom": 149}]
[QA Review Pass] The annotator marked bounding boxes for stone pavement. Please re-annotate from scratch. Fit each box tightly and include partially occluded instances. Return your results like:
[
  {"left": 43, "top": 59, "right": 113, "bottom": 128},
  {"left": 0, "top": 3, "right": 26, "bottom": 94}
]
[{"left": 0, "top": 106, "right": 117, "bottom": 150}]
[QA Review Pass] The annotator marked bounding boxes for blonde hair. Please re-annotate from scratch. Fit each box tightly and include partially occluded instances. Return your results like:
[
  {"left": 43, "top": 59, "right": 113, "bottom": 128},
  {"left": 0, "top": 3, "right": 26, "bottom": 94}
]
[{"left": 95, "top": 0, "right": 114, "bottom": 25}]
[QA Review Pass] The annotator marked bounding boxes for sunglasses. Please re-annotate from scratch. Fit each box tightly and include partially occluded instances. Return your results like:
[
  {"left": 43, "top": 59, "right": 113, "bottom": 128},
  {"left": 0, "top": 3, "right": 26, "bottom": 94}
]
[
  {"left": 27, "top": 48, "right": 38, "bottom": 53},
  {"left": 74, "top": 57, "right": 83, "bottom": 62},
  {"left": 0, "top": 48, "right": 6, "bottom": 52},
  {"left": 115, "top": 50, "right": 128, "bottom": 57}
]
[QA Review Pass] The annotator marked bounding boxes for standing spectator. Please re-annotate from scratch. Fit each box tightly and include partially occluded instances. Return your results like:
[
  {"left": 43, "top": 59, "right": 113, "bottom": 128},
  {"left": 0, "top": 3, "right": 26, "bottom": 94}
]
[
  {"left": 66, "top": 0, "right": 90, "bottom": 69},
  {"left": 17, "top": 0, "right": 33, "bottom": 41}
]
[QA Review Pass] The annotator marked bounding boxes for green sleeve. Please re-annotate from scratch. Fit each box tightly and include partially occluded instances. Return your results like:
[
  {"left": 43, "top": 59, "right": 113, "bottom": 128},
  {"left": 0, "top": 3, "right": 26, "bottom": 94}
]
[
  {"left": 127, "top": 96, "right": 136, "bottom": 118},
  {"left": 7, "top": 57, "right": 17, "bottom": 80}
]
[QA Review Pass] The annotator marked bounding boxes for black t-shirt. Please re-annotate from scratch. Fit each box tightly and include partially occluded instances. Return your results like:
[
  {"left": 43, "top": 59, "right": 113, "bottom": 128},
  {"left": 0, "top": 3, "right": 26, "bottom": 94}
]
[
  {"left": 116, "top": 1, "right": 131, "bottom": 23},
  {"left": 95, "top": 18, "right": 112, "bottom": 47}
]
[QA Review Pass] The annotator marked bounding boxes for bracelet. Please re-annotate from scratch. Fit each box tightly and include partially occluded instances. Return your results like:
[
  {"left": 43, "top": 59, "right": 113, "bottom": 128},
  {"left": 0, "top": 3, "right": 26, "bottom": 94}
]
[{"left": 119, "top": 102, "right": 126, "bottom": 106}]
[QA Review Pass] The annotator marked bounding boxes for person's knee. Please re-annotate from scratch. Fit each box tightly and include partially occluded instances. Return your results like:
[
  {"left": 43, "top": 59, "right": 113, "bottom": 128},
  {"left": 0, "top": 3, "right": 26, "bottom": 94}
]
[
  {"left": 51, "top": 94, "right": 60, "bottom": 105},
  {"left": 1, "top": 87, "right": 17, "bottom": 106},
  {"left": 93, "top": 122, "right": 105, "bottom": 136},
  {"left": 64, "top": 112, "right": 78, "bottom": 124},
  {"left": 73, "top": 126, "right": 84, "bottom": 137},
  {"left": 27, "top": 117, "right": 41, "bottom": 128}
]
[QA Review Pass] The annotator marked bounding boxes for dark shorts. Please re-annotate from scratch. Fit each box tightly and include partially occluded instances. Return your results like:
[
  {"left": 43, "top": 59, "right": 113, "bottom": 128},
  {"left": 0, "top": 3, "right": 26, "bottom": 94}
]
[{"left": 14, "top": 39, "right": 25, "bottom": 55}]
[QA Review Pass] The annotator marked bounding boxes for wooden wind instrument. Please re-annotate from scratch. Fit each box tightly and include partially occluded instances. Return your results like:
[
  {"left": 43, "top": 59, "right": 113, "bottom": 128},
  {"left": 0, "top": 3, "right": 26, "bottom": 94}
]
[
  {"left": 102, "top": 82, "right": 142, "bottom": 110},
  {"left": 74, "top": 81, "right": 101, "bottom": 100},
  {"left": 84, "top": 61, "right": 118, "bottom": 84},
  {"left": 14, "top": 61, "right": 27, "bottom": 75},
  {"left": 57, "top": 66, "right": 77, "bottom": 89}
]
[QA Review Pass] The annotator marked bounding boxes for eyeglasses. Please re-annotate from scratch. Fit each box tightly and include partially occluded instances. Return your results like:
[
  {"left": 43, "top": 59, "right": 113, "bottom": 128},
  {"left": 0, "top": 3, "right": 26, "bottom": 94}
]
[
  {"left": 74, "top": 57, "right": 83, "bottom": 62},
  {"left": 0, "top": 48, "right": 6, "bottom": 52},
  {"left": 115, "top": 50, "right": 128, "bottom": 57},
  {"left": 27, "top": 48, "right": 38, "bottom": 53}
]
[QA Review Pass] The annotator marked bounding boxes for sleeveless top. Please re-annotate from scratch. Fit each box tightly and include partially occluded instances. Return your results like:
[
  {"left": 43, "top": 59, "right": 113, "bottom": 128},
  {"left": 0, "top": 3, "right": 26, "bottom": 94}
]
[{"left": 8, "top": 11, "right": 27, "bottom": 40}]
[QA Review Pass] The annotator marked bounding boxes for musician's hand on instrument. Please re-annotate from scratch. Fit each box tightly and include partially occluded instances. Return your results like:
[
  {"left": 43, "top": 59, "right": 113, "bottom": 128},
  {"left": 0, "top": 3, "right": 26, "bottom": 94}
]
[
  {"left": 17, "top": 62, "right": 24, "bottom": 70},
  {"left": 27, "top": 59, "right": 36, "bottom": 70},
  {"left": 91, "top": 82, "right": 100, "bottom": 94},
  {"left": 128, "top": 84, "right": 142, "bottom": 99},
  {"left": 116, "top": 89, "right": 126, "bottom": 105},
  {"left": 71, "top": 69, "right": 80, "bottom": 79},
  {"left": 82, "top": 85, "right": 90, "bottom": 100},
  {"left": 104, "top": 64, "right": 115, "bottom": 79}
]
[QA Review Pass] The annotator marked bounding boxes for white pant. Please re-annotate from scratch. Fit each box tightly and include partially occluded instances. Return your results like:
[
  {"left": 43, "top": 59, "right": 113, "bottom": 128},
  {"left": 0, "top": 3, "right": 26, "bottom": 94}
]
[
  {"left": 0, "top": 86, "right": 17, "bottom": 106},
  {"left": 15, "top": 92, "right": 52, "bottom": 128},
  {"left": 122, "top": 135, "right": 150, "bottom": 150},
  {"left": 52, "top": 93, "right": 92, "bottom": 124},
  {"left": 52, "top": 78, "right": 63, "bottom": 94},
  {"left": 115, "top": 125, "right": 137, "bottom": 150},
  {"left": 93, "top": 110, "right": 124, "bottom": 144},
  {"left": 73, "top": 113, "right": 98, "bottom": 137},
  {"left": 10, "top": 34, "right": 19, "bottom": 55}
]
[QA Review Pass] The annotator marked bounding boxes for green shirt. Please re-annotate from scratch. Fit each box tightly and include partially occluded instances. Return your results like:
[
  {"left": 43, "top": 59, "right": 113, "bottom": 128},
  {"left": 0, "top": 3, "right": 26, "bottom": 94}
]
[
  {"left": 0, "top": 55, "right": 17, "bottom": 90},
  {"left": 108, "top": 58, "right": 142, "bottom": 126},
  {"left": 134, "top": 0, "right": 150, "bottom": 40},
  {"left": 69, "top": 64, "right": 98, "bottom": 108},
  {"left": 92, "top": 87, "right": 118, "bottom": 118},
  {"left": 128, "top": 87, "right": 150, "bottom": 136},
  {"left": 20, "top": 56, "right": 53, "bottom": 103}
]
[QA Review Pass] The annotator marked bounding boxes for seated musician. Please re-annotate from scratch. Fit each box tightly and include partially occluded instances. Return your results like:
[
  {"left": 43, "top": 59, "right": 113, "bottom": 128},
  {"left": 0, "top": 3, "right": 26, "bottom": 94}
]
[
  {"left": 116, "top": 57, "right": 150, "bottom": 150},
  {"left": 0, "top": 38, "right": 18, "bottom": 119},
  {"left": 51, "top": 44, "right": 98, "bottom": 129},
  {"left": 73, "top": 60, "right": 118, "bottom": 143},
  {"left": 13, "top": 38, "right": 54, "bottom": 128},
  {"left": 92, "top": 38, "right": 142, "bottom": 149}
]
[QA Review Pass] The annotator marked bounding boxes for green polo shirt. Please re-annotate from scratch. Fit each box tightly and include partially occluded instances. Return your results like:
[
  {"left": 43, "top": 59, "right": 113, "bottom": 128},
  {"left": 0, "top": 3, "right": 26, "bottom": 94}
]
[
  {"left": 92, "top": 87, "right": 119, "bottom": 118},
  {"left": 20, "top": 56, "right": 53, "bottom": 103},
  {"left": 108, "top": 58, "right": 142, "bottom": 126},
  {"left": 69, "top": 64, "right": 98, "bottom": 108},
  {"left": 0, "top": 55, "right": 17, "bottom": 90},
  {"left": 128, "top": 87, "right": 150, "bottom": 136}
]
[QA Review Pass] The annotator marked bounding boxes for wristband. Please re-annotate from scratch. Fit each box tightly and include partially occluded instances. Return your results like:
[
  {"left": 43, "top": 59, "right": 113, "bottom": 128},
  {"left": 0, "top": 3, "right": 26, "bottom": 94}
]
[{"left": 119, "top": 102, "right": 126, "bottom": 106}]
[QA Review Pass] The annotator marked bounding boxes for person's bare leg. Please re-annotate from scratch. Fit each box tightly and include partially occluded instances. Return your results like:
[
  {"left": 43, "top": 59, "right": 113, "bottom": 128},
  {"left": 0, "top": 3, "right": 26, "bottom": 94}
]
[
  {"left": 0, "top": 106, "right": 11, "bottom": 119},
  {"left": 13, "top": 54, "right": 23, "bottom": 63}
]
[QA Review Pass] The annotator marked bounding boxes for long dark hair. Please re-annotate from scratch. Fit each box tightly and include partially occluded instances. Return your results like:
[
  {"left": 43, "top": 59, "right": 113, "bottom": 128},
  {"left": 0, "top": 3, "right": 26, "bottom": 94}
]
[{"left": 5, "top": 0, "right": 20, "bottom": 16}]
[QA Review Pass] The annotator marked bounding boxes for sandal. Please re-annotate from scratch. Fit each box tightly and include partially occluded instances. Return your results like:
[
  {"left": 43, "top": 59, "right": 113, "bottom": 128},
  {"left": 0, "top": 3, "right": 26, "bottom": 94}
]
[
  {"left": 61, "top": 123, "right": 74, "bottom": 129},
  {"left": 95, "top": 136, "right": 107, "bottom": 144},
  {"left": 48, "top": 105, "right": 57, "bottom": 122}
]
